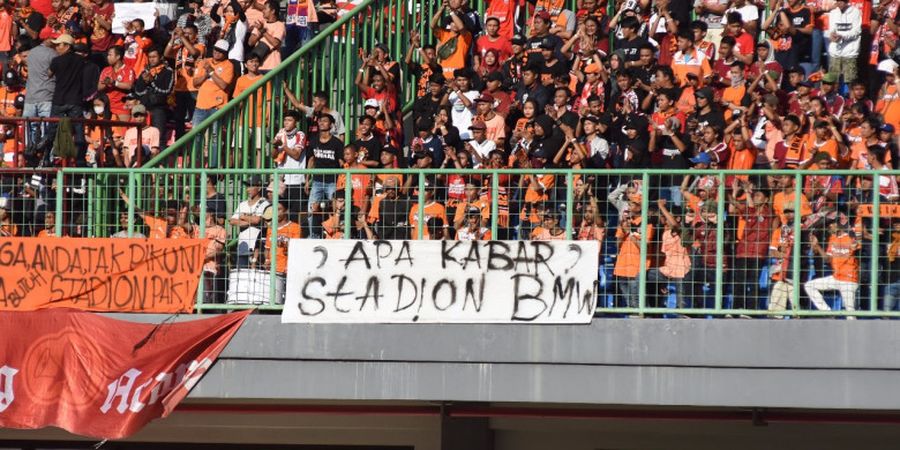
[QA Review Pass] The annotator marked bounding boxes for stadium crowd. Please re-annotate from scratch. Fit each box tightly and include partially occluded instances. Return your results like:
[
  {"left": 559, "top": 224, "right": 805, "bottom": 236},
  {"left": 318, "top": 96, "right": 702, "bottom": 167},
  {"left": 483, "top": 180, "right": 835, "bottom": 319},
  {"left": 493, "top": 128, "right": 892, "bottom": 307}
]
[{"left": 4, "top": 0, "right": 900, "bottom": 313}]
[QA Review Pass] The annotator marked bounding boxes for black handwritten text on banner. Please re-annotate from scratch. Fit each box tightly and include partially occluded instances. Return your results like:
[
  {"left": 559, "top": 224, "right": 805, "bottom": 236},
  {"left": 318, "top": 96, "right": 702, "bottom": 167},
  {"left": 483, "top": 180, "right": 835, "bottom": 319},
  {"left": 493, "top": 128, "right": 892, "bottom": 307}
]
[{"left": 282, "top": 240, "right": 599, "bottom": 324}]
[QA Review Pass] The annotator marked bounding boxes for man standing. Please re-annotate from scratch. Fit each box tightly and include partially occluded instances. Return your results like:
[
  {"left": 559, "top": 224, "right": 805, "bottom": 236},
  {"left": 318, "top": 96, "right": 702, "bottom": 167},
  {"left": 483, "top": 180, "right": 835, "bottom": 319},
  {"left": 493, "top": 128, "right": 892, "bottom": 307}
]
[
  {"left": 134, "top": 47, "right": 174, "bottom": 134},
  {"left": 826, "top": 0, "right": 861, "bottom": 87},
  {"left": 305, "top": 113, "right": 343, "bottom": 238},
  {"left": 47, "top": 33, "right": 85, "bottom": 164},
  {"left": 23, "top": 29, "right": 55, "bottom": 149},
  {"left": 192, "top": 39, "right": 234, "bottom": 167}
]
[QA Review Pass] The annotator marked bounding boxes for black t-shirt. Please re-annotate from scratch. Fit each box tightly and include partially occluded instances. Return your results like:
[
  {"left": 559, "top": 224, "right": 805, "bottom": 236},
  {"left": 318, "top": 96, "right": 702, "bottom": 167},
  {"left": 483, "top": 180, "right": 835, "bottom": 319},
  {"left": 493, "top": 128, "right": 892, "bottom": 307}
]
[
  {"left": 49, "top": 52, "right": 84, "bottom": 106},
  {"left": 617, "top": 36, "right": 649, "bottom": 62},
  {"left": 307, "top": 134, "right": 343, "bottom": 169},
  {"left": 784, "top": 6, "right": 813, "bottom": 60},
  {"left": 355, "top": 134, "right": 382, "bottom": 163},
  {"left": 693, "top": 108, "right": 726, "bottom": 132}
]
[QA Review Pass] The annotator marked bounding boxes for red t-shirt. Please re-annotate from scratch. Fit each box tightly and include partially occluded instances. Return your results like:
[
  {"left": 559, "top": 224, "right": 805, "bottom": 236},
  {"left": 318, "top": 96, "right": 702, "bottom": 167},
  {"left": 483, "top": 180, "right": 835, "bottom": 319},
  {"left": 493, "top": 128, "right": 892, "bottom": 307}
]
[
  {"left": 475, "top": 35, "right": 513, "bottom": 63},
  {"left": 732, "top": 31, "right": 755, "bottom": 57},
  {"left": 89, "top": 3, "right": 115, "bottom": 52},
  {"left": 99, "top": 64, "right": 135, "bottom": 114},
  {"left": 362, "top": 86, "right": 398, "bottom": 114}
]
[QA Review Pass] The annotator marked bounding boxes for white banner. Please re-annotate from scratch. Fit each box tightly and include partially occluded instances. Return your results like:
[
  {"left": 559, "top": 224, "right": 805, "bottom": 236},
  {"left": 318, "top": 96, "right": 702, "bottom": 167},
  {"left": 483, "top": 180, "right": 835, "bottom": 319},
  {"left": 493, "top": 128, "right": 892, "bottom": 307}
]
[
  {"left": 281, "top": 240, "right": 599, "bottom": 324},
  {"left": 112, "top": 3, "right": 177, "bottom": 34}
]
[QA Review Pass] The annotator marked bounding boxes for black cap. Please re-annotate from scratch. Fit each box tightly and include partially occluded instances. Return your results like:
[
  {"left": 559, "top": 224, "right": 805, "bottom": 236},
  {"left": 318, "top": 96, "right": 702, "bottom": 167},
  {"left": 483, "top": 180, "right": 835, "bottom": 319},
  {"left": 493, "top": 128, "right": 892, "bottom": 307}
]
[
  {"left": 484, "top": 71, "right": 504, "bottom": 82},
  {"left": 243, "top": 175, "right": 265, "bottom": 187},
  {"left": 583, "top": 114, "right": 602, "bottom": 124},
  {"left": 511, "top": 34, "right": 525, "bottom": 46},
  {"left": 786, "top": 66, "right": 804, "bottom": 74},
  {"left": 539, "top": 37, "right": 556, "bottom": 50}
]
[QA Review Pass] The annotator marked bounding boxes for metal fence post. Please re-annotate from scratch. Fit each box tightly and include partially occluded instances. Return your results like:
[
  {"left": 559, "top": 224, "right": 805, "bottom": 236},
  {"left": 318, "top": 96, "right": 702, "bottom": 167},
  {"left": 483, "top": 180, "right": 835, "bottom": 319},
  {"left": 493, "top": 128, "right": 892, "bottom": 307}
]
[
  {"left": 270, "top": 173, "right": 280, "bottom": 307},
  {"left": 637, "top": 172, "right": 650, "bottom": 316},
  {"left": 55, "top": 170, "right": 63, "bottom": 234},
  {"left": 127, "top": 171, "right": 136, "bottom": 237},
  {"left": 344, "top": 170, "right": 353, "bottom": 238},
  {"left": 417, "top": 173, "right": 426, "bottom": 240},
  {"left": 491, "top": 172, "right": 499, "bottom": 239},
  {"left": 791, "top": 173, "right": 803, "bottom": 316},
  {"left": 871, "top": 174, "right": 881, "bottom": 314},
  {"left": 197, "top": 171, "right": 208, "bottom": 313},
  {"left": 714, "top": 172, "right": 726, "bottom": 312}
]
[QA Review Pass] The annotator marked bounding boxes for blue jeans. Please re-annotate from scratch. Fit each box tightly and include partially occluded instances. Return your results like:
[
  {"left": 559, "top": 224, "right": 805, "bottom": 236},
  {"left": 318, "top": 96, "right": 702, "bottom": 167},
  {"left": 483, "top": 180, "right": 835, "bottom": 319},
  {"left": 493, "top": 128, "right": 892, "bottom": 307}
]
[
  {"left": 23, "top": 101, "right": 52, "bottom": 152},
  {"left": 192, "top": 107, "right": 220, "bottom": 168},
  {"left": 810, "top": 28, "right": 824, "bottom": 73},
  {"left": 884, "top": 281, "right": 900, "bottom": 311},
  {"left": 307, "top": 180, "right": 336, "bottom": 238}
]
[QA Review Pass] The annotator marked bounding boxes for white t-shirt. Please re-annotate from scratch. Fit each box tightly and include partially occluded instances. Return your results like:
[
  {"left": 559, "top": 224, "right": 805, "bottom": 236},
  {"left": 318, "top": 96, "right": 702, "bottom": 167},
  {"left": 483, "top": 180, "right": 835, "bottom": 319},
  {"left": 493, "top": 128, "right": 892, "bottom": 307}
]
[
  {"left": 725, "top": 4, "right": 759, "bottom": 24},
  {"left": 448, "top": 90, "right": 479, "bottom": 140},
  {"left": 274, "top": 127, "right": 307, "bottom": 185},
  {"left": 468, "top": 138, "right": 497, "bottom": 166}
]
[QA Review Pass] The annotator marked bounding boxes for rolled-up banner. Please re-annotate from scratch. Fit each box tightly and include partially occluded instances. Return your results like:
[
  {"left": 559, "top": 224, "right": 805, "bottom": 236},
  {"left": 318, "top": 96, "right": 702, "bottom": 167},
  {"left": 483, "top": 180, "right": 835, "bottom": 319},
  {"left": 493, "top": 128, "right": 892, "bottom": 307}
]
[
  {"left": 0, "top": 309, "right": 251, "bottom": 439},
  {"left": 0, "top": 238, "right": 205, "bottom": 313}
]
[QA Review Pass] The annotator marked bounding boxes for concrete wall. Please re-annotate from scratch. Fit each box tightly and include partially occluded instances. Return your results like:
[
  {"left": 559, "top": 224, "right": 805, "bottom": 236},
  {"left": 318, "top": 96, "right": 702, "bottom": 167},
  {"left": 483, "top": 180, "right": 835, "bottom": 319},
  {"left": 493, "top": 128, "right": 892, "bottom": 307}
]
[{"left": 114, "top": 315, "right": 900, "bottom": 410}]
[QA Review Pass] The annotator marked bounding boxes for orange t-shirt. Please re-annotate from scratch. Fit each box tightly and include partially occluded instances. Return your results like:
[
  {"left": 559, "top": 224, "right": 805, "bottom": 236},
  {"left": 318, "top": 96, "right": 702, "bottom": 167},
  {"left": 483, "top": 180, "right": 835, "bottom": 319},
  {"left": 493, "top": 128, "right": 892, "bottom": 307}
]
[
  {"left": 265, "top": 221, "right": 302, "bottom": 273},
  {"left": 175, "top": 43, "right": 205, "bottom": 92},
  {"left": 233, "top": 73, "right": 270, "bottom": 124},
  {"left": 117, "top": 34, "right": 152, "bottom": 75},
  {"left": 194, "top": 59, "right": 235, "bottom": 110},
  {"left": 671, "top": 49, "right": 712, "bottom": 87},
  {"left": 409, "top": 201, "right": 449, "bottom": 239},
  {"left": 878, "top": 84, "right": 900, "bottom": 129},
  {"left": 435, "top": 28, "right": 472, "bottom": 75},
  {"left": 827, "top": 234, "right": 859, "bottom": 283},
  {"left": 336, "top": 166, "right": 372, "bottom": 209},
  {"left": 772, "top": 192, "right": 813, "bottom": 225},
  {"left": 613, "top": 220, "right": 654, "bottom": 278}
]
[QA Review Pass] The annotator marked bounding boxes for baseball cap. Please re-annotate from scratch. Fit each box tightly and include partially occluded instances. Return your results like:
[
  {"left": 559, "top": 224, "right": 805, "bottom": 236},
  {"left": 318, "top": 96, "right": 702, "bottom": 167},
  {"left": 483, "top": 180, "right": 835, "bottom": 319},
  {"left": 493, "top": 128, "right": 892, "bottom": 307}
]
[
  {"left": 363, "top": 99, "right": 379, "bottom": 109},
  {"left": 880, "top": 123, "right": 896, "bottom": 134},
  {"left": 469, "top": 119, "right": 487, "bottom": 130},
  {"left": 131, "top": 104, "right": 147, "bottom": 115},
  {"left": 786, "top": 66, "right": 804, "bottom": 75},
  {"left": 695, "top": 87, "right": 714, "bottom": 99},
  {"left": 52, "top": 34, "right": 74, "bottom": 46},
  {"left": 798, "top": 80, "right": 814, "bottom": 88},
  {"left": 511, "top": 34, "right": 526, "bottom": 46},
  {"left": 213, "top": 39, "right": 230, "bottom": 53},
  {"left": 583, "top": 114, "right": 602, "bottom": 124},
  {"left": 476, "top": 93, "right": 494, "bottom": 103},
  {"left": 534, "top": 10, "right": 551, "bottom": 22},
  {"left": 878, "top": 59, "right": 900, "bottom": 74},
  {"left": 689, "top": 152, "right": 713, "bottom": 165},
  {"left": 539, "top": 37, "right": 555, "bottom": 49}
]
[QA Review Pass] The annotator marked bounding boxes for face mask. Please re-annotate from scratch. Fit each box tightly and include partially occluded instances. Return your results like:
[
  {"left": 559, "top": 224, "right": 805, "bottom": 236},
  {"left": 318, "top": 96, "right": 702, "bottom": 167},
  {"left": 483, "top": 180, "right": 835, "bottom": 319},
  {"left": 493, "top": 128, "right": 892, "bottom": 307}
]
[{"left": 93, "top": 106, "right": 104, "bottom": 115}]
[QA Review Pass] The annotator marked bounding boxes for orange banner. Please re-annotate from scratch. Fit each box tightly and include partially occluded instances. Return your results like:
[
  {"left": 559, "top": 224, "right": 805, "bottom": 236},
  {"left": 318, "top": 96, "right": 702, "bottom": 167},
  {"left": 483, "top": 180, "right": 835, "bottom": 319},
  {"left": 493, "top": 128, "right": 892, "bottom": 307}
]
[
  {"left": 0, "top": 238, "right": 205, "bottom": 313},
  {"left": 858, "top": 204, "right": 900, "bottom": 219}
]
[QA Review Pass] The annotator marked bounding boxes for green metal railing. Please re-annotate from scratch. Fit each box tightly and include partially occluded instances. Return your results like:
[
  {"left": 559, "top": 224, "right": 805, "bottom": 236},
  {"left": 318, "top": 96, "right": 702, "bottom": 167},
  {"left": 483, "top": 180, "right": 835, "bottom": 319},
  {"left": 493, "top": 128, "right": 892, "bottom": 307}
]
[
  {"left": 145, "top": 0, "right": 619, "bottom": 172},
  {"left": 144, "top": 0, "right": 446, "bottom": 170},
  {"left": 37, "top": 167, "right": 900, "bottom": 319}
]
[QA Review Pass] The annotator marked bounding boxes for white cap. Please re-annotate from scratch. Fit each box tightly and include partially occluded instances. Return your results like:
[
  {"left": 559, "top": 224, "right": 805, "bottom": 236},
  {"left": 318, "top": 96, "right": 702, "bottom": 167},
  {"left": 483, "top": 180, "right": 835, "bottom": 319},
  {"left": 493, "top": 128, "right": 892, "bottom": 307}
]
[
  {"left": 878, "top": 59, "right": 899, "bottom": 74},
  {"left": 213, "top": 39, "right": 230, "bottom": 53},
  {"left": 363, "top": 99, "right": 379, "bottom": 109}
]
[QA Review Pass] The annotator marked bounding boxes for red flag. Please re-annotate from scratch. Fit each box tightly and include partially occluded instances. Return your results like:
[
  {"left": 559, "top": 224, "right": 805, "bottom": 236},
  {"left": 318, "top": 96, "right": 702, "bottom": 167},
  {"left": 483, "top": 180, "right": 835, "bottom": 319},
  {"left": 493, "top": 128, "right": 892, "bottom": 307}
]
[{"left": 0, "top": 309, "right": 251, "bottom": 439}]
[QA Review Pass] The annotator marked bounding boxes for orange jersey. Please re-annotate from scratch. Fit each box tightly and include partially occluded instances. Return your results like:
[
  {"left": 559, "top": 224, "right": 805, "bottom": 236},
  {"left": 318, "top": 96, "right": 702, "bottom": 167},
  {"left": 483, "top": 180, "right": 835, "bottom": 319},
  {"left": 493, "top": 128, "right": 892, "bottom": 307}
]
[{"left": 826, "top": 234, "right": 859, "bottom": 283}]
